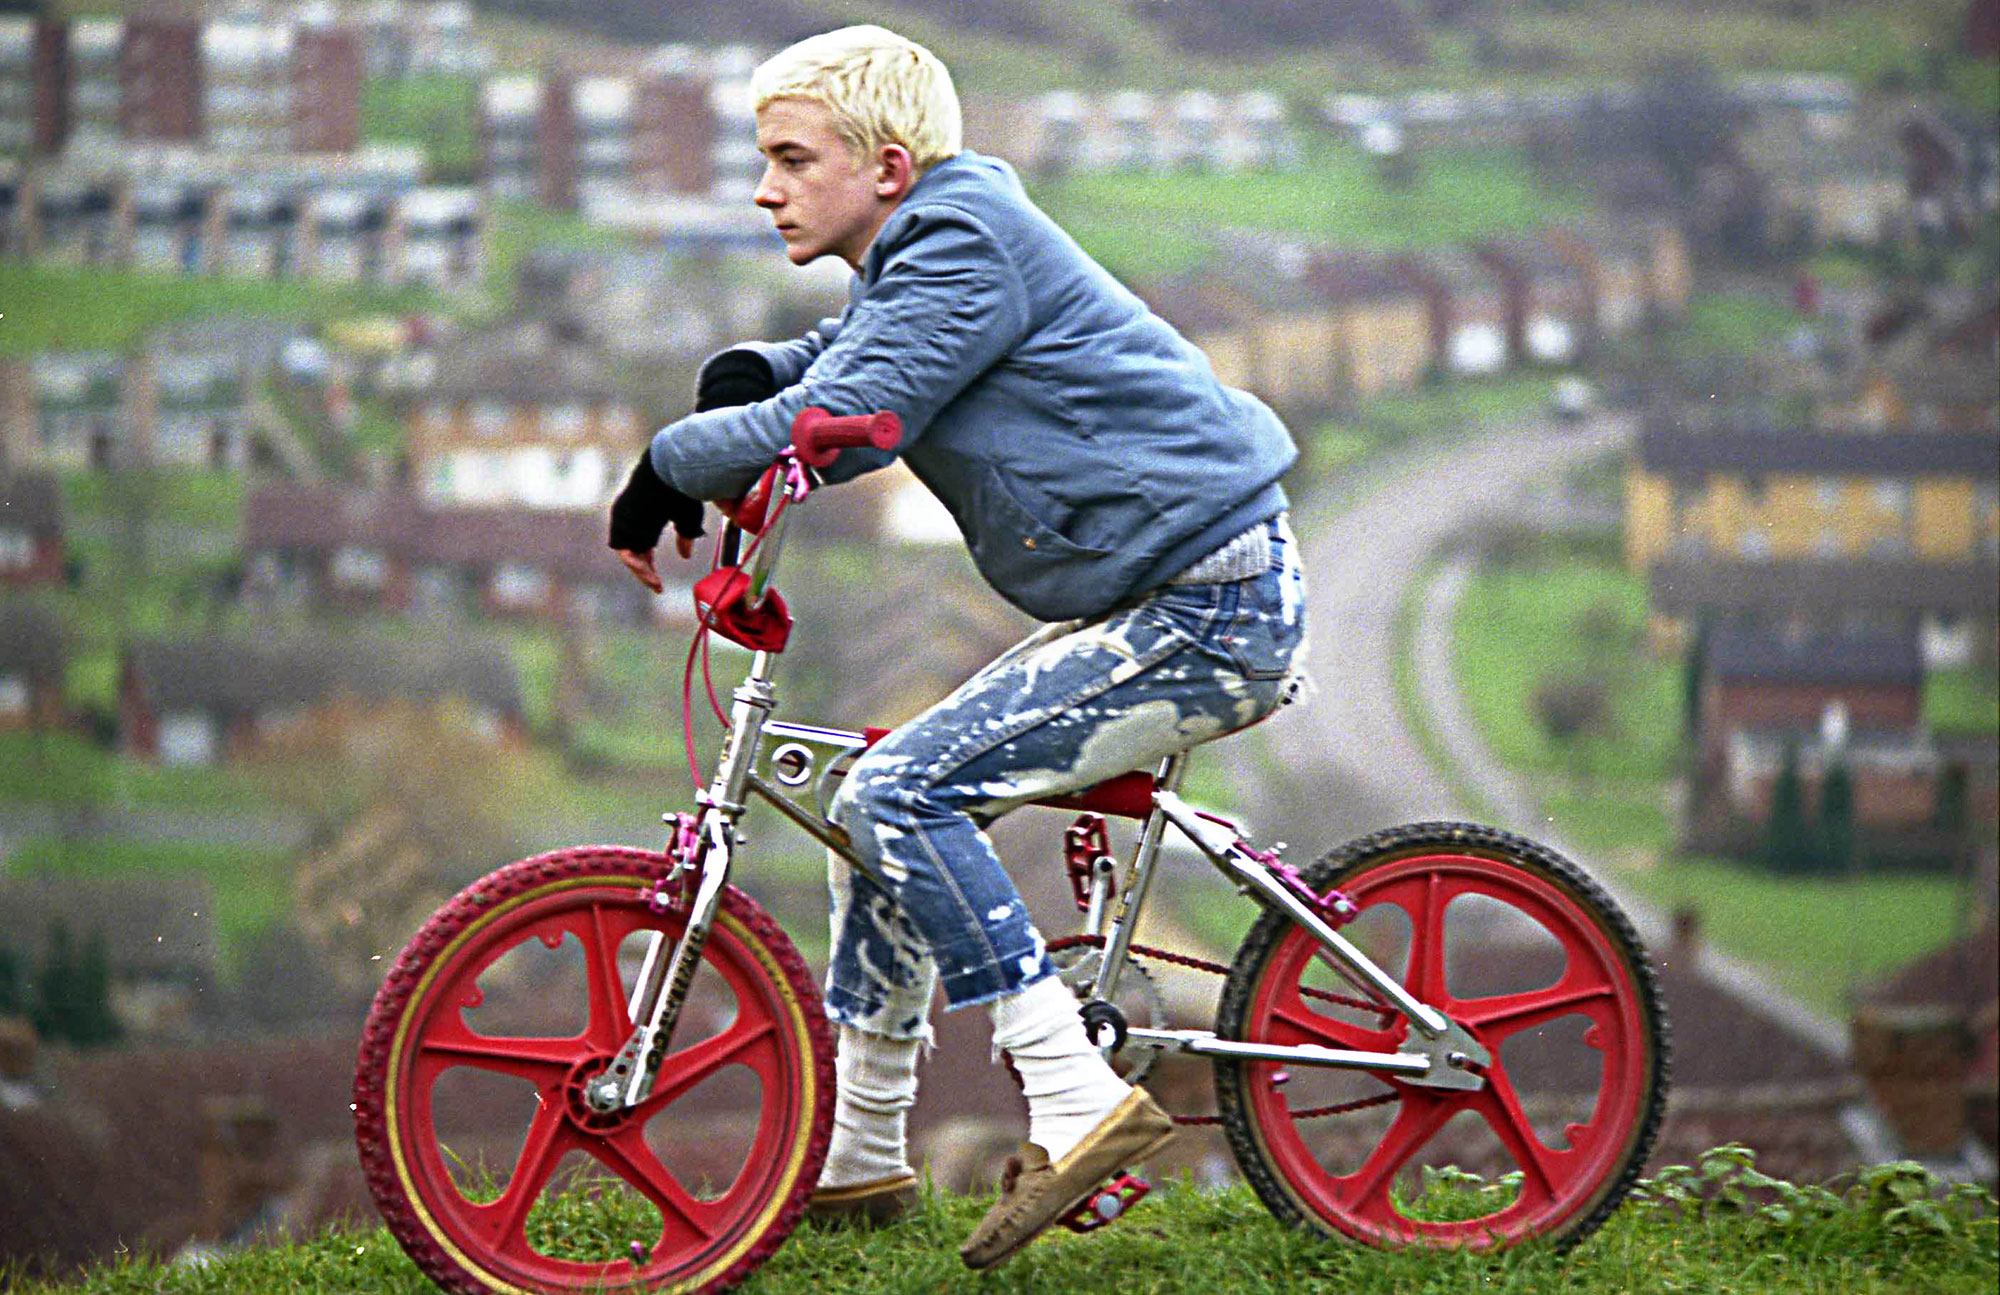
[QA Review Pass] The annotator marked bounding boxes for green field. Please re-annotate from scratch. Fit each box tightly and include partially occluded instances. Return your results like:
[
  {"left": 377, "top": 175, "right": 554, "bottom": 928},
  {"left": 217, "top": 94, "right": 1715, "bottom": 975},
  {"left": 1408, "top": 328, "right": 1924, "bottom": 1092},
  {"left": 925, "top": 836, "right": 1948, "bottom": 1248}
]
[
  {"left": 1031, "top": 137, "right": 1593, "bottom": 279},
  {"left": 9, "top": 1153, "right": 1992, "bottom": 1295},
  {"left": 1443, "top": 545, "right": 1978, "bottom": 1016}
]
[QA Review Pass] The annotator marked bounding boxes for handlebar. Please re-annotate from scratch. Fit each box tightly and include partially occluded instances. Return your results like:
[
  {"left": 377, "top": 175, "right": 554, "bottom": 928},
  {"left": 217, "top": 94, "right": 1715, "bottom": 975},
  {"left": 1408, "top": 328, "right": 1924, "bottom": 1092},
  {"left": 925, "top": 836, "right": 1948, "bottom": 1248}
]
[{"left": 790, "top": 406, "right": 902, "bottom": 468}]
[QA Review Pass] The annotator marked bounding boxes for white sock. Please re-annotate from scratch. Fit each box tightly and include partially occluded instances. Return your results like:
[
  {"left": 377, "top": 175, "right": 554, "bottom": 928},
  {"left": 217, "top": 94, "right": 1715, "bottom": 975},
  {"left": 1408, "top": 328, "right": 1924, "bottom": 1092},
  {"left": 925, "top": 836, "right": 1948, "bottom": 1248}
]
[
  {"left": 819, "top": 1024, "right": 922, "bottom": 1189},
  {"left": 990, "top": 974, "right": 1132, "bottom": 1163}
]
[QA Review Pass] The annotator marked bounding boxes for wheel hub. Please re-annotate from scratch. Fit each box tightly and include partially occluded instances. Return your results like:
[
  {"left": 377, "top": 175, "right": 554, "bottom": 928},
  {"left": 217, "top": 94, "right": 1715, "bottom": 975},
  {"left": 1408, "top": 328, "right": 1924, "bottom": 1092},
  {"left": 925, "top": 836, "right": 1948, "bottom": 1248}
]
[{"left": 564, "top": 1056, "right": 640, "bottom": 1132}]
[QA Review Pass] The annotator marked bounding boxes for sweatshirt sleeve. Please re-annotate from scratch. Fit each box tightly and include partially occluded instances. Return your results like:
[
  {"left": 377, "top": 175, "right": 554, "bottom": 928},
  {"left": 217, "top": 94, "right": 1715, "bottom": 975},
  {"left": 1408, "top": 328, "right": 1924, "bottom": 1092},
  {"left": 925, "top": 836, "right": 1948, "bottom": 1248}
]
[{"left": 648, "top": 205, "right": 1031, "bottom": 501}]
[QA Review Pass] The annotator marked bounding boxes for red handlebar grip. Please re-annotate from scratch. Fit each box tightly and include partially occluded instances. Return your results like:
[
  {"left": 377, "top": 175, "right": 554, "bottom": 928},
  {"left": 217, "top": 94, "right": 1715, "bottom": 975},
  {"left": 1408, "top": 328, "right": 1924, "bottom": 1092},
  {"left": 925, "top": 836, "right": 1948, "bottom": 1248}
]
[{"left": 791, "top": 407, "right": 902, "bottom": 467}]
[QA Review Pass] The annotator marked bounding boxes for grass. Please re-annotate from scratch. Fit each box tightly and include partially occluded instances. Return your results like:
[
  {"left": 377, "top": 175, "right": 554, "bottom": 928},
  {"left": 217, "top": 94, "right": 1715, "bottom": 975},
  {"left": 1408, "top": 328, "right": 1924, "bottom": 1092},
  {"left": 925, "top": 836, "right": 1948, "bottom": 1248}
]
[
  {"left": 1608, "top": 853, "right": 1970, "bottom": 1015},
  {"left": 0, "top": 731, "right": 276, "bottom": 817},
  {"left": 0, "top": 263, "right": 447, "bottom": 358},
  {"left": 7, "top": 1151, "right": 1993, "bottom": 1294},
  {"left": 1440, "top": 541, "right": 1977, "bottom": 1016},
  {"left": 360, "top": 74, "right": 480, "bottom": 183},
  {"left": 1028, "top": 135, "right": 1593, "bottom": 279},
  {"left": 1450, "top": 543, "right": 1683, "bottom": 782},
  {"left": 4, "top": 833, "right": 292, "bottom": 976},
  {"left": 1927, "top": 666, "right": 2000, "bottom": 738}
]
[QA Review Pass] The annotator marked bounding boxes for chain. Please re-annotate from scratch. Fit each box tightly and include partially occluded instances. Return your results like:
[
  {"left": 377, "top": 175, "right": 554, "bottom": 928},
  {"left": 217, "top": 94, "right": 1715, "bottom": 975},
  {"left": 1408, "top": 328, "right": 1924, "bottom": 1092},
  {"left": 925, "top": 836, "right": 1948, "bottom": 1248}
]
[{"left": 1046, "top": 935, "right": 1401, "bottom": 1126}]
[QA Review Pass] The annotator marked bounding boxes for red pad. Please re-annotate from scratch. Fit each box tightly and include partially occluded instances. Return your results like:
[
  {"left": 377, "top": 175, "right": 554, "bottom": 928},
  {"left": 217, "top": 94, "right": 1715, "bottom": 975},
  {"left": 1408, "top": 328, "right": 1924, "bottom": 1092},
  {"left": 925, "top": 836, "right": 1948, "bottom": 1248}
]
[{"left": 693, "top": 566, "right": 792, "bottom": 652}]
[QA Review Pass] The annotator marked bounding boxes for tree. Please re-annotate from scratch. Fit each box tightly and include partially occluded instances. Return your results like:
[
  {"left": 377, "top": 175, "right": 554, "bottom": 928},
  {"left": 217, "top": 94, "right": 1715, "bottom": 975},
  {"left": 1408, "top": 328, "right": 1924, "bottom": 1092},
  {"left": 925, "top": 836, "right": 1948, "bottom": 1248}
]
[
  {"left": 1761, "top": 741, "right": 1816, "bottom": 874},
  {"left": 0, "top": 943, "right": 19, "bottom": 1017},
  {"left": 1818, "top": 759, "right": 1858, "bottom": 876},
  {"left": 30, "top": 921, "right": 77, "bottom": 1043},
  {"left": 69, "top": 930, "right": 121, "bottom": 1046}
]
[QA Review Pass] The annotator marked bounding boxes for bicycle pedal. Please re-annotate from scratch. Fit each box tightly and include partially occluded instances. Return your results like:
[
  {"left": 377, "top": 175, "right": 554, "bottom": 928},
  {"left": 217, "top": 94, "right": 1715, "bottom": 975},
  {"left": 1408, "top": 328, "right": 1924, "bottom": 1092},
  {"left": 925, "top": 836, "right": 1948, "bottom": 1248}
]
[{"left": 1060, "top": 1173, "right": 1151, "bottom": 1233}]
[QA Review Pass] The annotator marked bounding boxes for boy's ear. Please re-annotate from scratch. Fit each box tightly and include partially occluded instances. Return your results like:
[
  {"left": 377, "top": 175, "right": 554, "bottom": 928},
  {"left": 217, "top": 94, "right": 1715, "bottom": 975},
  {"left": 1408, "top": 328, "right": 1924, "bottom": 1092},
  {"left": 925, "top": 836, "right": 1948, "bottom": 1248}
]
[{"left": 874, "top": 143, "right": 916, "bottom": 200}]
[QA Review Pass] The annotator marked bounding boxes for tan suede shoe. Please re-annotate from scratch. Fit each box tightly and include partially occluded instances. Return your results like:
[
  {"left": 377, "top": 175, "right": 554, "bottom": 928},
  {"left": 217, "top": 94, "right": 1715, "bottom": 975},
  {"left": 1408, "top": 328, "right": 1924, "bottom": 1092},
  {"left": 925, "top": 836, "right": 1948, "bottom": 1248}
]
[
  {"left": 958, "top": 1089, "right": 1176, "bottom": 1270},
  {"left": 803, "top": 1171, "right": 921, "bottom": 1226}
]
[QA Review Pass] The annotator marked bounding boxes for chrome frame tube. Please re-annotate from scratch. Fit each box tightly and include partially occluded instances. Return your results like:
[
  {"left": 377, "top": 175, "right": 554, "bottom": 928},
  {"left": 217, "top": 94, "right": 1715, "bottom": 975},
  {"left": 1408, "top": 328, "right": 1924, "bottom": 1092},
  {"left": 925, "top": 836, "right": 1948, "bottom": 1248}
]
[
  {"left": 1123, "top": 1026, "right": 1432, "bottom": 1075},
  {"left": 1089, "top": 752, "right": 1187, "bottom": 1002},
  {"left": 1152, "top": 791, "right": 1452, "bottom": 1039}
]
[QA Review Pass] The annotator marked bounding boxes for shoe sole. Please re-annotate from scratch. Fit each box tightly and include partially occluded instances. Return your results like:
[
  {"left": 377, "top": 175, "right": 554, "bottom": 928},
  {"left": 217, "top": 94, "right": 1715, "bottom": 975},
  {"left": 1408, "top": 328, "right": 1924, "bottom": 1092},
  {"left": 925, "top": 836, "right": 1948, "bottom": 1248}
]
[{"left": 803, "top": 1174, "right": 920, "bottom": 1226}]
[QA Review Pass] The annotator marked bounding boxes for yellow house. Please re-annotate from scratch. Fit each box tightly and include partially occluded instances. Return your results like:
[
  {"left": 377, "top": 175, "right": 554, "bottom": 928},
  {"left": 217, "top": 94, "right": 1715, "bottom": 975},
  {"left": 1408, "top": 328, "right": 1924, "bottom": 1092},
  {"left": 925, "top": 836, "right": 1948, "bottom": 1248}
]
[
  {"left": 1628, "top": 425, "right": 1999, "bottom": 568},
  {"left": 1629, "top": 424, "right": 1999, "bottom": 659}
]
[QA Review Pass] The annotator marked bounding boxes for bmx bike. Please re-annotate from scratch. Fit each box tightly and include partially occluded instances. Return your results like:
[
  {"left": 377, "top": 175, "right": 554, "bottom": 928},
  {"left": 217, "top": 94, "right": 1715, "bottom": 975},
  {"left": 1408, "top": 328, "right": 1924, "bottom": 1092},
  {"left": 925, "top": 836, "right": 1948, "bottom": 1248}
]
[{"left": 354, "top": 409, "right": 1669, "bottom": 1293}]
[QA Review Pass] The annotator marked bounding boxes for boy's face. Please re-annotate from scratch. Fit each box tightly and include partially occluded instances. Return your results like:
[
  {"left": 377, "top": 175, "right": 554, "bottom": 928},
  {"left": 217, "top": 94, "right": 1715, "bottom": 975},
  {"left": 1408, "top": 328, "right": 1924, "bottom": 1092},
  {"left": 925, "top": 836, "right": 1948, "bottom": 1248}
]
[{"left": 754, "top": 97, "right": 901, "bottom": 270}]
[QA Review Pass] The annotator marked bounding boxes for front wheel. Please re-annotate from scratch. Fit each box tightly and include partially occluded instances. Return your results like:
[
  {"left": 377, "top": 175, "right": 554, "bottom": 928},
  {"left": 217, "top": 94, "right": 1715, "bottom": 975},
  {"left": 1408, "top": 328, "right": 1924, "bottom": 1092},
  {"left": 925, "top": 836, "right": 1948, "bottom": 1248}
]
[
  {"left": 1215, "top": 823, "right": 1667, "bottom": 1251},
  {"left": 354, "top": 846, "right": 833, "bottom": 1293}
]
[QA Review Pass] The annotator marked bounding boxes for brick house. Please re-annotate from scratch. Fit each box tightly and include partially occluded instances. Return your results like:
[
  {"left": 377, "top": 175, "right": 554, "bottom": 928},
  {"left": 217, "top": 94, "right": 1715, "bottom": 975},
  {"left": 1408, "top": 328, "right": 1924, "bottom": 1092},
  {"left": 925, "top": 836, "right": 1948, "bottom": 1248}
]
[
  {"left": 1304, "top": 248, "right": 1433, "bottom": 397},
  {"left": 0, "top": 597, "right": 65, "bottom": 730},
  {"left": 404, "top": 326, "right": 646, "bottom": 512},
  {"left": 1391, "top": 246, "right": 1511, "bottom": 377},
  {"left": 479, "top": 61, "right": 717, "bottom": 211},
  {"left": 242, "top": 483, "right": 682, "bottom": 626},
  {"left": 1682, "top": 625, "right": 1997, "bottom": 862},
  {"left": 1475, "top": 232, "right": 1595, "bottom": 366},
  {"left": 119, "top": 633, "right": 526, "bottom": 765},
  {"left": 0, "top": 472, "right": 64, "bottom": 588}
]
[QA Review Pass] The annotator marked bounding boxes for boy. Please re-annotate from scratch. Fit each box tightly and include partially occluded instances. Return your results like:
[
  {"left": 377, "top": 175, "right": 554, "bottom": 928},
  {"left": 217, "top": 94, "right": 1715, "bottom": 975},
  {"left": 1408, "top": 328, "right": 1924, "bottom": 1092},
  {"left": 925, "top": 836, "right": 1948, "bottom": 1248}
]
[{"left": 608, "top": 25, "right": 1304, "bottom": 1269}]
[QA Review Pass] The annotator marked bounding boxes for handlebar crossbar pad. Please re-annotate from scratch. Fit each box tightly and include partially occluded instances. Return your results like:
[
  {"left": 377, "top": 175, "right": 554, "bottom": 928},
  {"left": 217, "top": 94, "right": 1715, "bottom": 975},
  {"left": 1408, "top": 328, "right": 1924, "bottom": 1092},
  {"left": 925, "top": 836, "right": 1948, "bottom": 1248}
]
[{"left": 791, "top": 407, "right": 902, "bottom": 468}]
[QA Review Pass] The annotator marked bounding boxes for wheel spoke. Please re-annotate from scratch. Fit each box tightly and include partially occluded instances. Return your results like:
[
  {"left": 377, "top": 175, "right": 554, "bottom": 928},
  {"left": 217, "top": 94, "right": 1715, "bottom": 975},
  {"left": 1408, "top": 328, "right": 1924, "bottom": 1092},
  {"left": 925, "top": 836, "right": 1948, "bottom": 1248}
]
[
  {"left": 1334, "top": 1092, "right": 1458, "bottom": 1224},
  {"left": 635, "top": 1017, "right": 779, "bottom": 1118},
  {"left": 588, "top": 1127, "right": 723, "bottom": 1254},
  {"left": 418, "top": 1026, "right": 585, "bottom": 1089},
  {"left": 1403, "top": 870, "right": 1450, "bottom": 1008},
  {"left": 1267, "top": 989, "right": 1400, "bottom": 1055},
  {"left": 582, "top": 902, "right": 639, "bottom": 1051},
  {"left": 1457, "top": 978, "right": 1618, "bottom": 1042},
  {"left": 1474, "top": 1064, "right": 1562, "bottom": 1204},
  {"left": 464, "top": 1101, "right": 573, "bottom": 1254}
]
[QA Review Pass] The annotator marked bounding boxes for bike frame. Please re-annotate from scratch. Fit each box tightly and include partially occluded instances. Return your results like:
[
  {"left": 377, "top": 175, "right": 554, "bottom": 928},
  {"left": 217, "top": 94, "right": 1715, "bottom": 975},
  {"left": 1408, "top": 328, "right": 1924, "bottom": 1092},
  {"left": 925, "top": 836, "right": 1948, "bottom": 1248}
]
[{"left": 583, "top": 467, "right": 1489, "bottom": 1117}]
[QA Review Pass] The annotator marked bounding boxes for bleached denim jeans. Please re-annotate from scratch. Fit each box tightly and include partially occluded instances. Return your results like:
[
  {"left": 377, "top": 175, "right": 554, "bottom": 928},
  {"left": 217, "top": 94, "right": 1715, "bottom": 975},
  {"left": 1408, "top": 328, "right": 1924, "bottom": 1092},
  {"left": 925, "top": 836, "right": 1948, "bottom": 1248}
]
[{"left": 824, "top": 517, "right": 1306, "bottom": 1041}]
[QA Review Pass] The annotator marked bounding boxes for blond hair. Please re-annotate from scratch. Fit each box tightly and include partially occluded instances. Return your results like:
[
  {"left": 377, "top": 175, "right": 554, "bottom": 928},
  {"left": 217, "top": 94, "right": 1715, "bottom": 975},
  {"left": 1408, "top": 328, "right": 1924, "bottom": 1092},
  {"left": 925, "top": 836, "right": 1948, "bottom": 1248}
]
[{"left": 751, "top": 25, "right": 961, "bottom": 173}]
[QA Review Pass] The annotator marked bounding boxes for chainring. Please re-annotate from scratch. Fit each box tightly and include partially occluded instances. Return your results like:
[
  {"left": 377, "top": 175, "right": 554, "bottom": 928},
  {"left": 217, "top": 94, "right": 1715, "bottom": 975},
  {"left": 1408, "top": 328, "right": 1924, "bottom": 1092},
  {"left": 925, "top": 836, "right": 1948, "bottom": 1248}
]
[{"left": 1049, "top": 945, "right": 1166, "bottom": 1085}]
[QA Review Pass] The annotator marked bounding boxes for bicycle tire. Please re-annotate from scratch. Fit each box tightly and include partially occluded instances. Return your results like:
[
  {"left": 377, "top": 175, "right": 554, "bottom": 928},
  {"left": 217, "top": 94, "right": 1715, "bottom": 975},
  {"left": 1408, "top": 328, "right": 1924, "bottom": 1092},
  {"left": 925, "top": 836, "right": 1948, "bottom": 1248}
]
[
  {"left": 354, "top": 845, "right": 834, "bottom": 1293},
  {"left": 1214, "top": 822, "right": 1667, "bottom": 1252}
]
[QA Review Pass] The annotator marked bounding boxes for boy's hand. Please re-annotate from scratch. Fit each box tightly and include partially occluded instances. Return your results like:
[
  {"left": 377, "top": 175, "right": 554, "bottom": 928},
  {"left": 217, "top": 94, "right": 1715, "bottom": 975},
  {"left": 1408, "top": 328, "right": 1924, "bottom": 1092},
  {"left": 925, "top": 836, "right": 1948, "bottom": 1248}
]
[{"left": 608, "top": 453, "right": 704, "bottom": 589}]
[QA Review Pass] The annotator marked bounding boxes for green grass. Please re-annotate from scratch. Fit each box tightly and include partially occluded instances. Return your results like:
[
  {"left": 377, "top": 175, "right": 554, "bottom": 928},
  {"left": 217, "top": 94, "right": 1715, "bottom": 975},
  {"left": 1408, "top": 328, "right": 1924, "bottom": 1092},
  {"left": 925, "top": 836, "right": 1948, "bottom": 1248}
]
[
  {"left": 1028, "top": 136, "right": 1592, "bottom": 279},
  {"left": 0, "top": 263, "right": 447, "bottom": 357},
  {"left": 8, "top": 1152, "right": 1993, "bottom": 1294},
  {"left": 5, "top": 833, "right": 292, "bottom": 975},
  {"left": 1441, "top": 544, "right": 1972, "bottom": 1016},
  {"left": 1607, "top": 855, "right": 1970, "bottom": 1016},
  {"left": 1926, "top": 666, "right": 2000, "bottom": 738},
  {"left": 0, "top": 731, "right": 277, "bottom": 816},
  {"left": 360, "top": 74, "right": 479, "bottom": 182},
  {"left": 59, "top": 469, "right": 245, "bottom": 535},
  {"left": 1451, "top": 547, "right": 1683, "bottom": 782}
]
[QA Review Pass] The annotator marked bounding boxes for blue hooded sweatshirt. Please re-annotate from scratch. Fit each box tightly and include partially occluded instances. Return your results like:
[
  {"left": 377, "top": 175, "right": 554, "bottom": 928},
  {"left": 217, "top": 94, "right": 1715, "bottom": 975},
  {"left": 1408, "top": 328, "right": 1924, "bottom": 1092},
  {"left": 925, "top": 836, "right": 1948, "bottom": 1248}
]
[{"left": 648, "top": 149, "right": 1297, "bottom": 622}]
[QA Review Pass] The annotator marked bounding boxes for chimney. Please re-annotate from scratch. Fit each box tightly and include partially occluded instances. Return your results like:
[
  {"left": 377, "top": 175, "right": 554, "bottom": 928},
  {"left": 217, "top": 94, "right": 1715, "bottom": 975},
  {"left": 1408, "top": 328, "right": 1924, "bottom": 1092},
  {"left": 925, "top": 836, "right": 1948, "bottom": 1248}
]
[
  {"left": 1668, "top": 903, "right": 1701, "bottom": 971},
  {"left": 195, "top": 1096, "right": 291, "bottom": 1241}
]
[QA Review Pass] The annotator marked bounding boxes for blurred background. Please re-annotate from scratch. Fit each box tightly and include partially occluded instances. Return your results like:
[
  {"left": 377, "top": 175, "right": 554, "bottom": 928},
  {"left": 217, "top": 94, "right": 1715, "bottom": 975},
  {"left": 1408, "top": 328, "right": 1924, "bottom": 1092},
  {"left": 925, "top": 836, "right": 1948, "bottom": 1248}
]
[{"left": 0, "top": 0, "right": 1994, "bottom": 1277}]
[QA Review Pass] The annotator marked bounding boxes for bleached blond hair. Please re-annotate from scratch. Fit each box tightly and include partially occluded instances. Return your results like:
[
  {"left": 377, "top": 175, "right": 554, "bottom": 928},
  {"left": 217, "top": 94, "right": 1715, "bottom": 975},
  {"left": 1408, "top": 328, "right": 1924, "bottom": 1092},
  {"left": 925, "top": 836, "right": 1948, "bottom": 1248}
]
[{"left": 751, "top": 25, "right": 961, "bottom": 174}]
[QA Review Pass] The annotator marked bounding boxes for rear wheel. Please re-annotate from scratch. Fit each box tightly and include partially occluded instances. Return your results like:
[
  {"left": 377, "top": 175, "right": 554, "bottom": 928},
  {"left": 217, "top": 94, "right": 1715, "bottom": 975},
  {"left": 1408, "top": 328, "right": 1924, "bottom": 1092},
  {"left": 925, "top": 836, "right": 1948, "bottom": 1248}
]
[
  {"left": 1215, "top": 823, "right": 1667, "bottom": 1251},
  {"left": 354, "top": 846, "right": 833, "bottom": 1293}
]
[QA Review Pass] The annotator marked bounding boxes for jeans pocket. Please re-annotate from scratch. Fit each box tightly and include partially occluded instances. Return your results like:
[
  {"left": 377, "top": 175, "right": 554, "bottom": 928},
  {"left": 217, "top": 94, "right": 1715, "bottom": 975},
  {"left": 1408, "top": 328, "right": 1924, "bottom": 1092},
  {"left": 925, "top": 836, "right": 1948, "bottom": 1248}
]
[{"left": 1220, "top": 576, "right": 1303, "bottom": 681}]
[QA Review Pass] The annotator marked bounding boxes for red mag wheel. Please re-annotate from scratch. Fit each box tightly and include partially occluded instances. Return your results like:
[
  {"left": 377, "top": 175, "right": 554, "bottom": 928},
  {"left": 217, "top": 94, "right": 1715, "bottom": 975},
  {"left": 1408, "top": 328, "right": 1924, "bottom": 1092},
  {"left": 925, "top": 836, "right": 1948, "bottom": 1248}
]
[
  {"left": 354, "top": 846, "right": 833, "bottom": 1293},
  {"left": 1215, "top": 823, "right": 1667, "bottom": 1252}
]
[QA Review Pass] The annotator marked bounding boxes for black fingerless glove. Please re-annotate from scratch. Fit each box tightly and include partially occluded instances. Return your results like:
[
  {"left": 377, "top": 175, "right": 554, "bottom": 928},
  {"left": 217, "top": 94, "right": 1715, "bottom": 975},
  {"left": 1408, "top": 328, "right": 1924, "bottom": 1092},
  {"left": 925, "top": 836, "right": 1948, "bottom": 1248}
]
[
  {"left": 695, "top": 350, "right": 778, "bottom": 411},
  {"left": 607, "top": 452, "right": 705, "bottom": 552}
]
